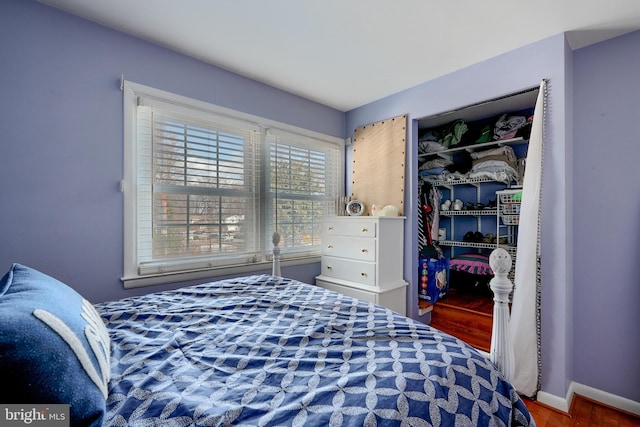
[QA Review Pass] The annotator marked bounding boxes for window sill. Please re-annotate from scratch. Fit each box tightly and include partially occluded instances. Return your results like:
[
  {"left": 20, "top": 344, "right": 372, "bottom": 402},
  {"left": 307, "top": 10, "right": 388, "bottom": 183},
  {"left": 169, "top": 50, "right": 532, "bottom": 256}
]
[{"left": 121, "top": 256, "right": 320, "bottom": 289}]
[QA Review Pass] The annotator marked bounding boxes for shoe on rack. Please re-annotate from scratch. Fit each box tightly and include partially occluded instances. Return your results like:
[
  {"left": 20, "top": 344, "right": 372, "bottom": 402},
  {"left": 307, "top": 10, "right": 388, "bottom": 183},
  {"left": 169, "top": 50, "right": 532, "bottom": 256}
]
[
  {"left": 441, "top": 200, "right": 451, "bottom": 211},
  {"left": 483, "top": 233, "right": 495, "bottom": 243},
  {"left": 465, "top": 202, "right": 486, "bottom": 210},
  {"left": 452, "top": 199, "right": 463, "bottom": 211}
]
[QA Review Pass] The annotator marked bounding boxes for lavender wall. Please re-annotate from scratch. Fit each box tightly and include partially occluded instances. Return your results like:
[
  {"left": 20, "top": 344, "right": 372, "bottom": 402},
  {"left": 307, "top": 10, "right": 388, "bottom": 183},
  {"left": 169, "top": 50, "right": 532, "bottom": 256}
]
[
  {"left": 0, "top": 0, "right": 342, "bottom": 302},
  {"left": 346, "top": 34, "right": 573, "bottom": 400},
  {"left": 2, "top": 0, "right": 637, "bottom": 406},
  {"left": 572, "top": 31, "right": 640, "bottom": 402}
]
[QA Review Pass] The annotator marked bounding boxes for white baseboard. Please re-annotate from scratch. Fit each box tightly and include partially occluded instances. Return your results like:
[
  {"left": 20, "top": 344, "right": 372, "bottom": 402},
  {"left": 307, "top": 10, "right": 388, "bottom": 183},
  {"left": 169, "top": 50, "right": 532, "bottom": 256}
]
[
  {"left": 536, "top": 382, "right": 640, "bottom": 416},
  {"left": 536, "top": 390, "right": 569, "bottom": 413}
]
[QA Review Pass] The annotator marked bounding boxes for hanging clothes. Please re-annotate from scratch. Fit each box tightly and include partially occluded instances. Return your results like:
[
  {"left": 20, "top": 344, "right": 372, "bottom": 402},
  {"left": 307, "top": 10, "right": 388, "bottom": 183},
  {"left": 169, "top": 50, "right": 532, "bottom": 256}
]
[{"left": 418, "top": 181, "right": 441, "bottom": 255}]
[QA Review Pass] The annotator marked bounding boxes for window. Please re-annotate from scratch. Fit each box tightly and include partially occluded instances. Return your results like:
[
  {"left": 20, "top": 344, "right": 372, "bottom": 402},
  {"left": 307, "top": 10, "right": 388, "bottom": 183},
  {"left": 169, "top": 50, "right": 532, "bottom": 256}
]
[
  {"left": 122, "top": 82, "right": 343, "bottom": 288},
  {"left": 267, "top": 129, "right": 342, "bottom": 256}
]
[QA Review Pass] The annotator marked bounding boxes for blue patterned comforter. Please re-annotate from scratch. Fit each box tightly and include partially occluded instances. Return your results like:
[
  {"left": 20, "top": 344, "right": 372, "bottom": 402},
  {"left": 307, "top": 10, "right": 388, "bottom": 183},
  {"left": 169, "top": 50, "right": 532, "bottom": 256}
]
[{"left": 96, "top": 275, "right": 534, "bottom": 426}]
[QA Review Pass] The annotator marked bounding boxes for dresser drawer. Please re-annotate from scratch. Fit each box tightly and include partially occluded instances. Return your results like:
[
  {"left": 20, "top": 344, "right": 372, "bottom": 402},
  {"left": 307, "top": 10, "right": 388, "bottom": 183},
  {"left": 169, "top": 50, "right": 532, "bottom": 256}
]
[
  {"left": 315, "top": 278, "right": 407, "bottom": 316},
  {"left": 321, "top": 235, "right": 376, "bottom": 261},
  {"left": 321, "top": 256, "right": 376, "bottom": 286},
  {"left": 315, "top": 279, "right": 378, "bottom": 304},
  {"left": 323, "top": 219, "right": 376, "bottom": 238}
]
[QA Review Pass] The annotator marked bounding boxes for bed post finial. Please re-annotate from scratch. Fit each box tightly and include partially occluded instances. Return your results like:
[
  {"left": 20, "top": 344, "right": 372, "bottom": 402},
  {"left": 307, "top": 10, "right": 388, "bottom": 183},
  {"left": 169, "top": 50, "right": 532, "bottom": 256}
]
[
  {"left": 489, "top": 248, "right": 515, "bottom": 381},
  {"left": 272, "top": 231, "right": 281, "bottom": 277}
]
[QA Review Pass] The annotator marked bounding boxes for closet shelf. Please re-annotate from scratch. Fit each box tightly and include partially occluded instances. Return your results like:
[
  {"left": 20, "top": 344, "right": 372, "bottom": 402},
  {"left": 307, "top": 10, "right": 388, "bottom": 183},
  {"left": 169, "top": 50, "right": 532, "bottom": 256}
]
[
  {"left": 441, "top": 209, "right": 497, "bottom": 216},
  {"left": 425, "top": 176, "right": 500, "bottom": 186},
  {"left": 439, "top": 240, "right": 497, "bottom": 250},
  {"left": 418, "top": 136, "right": 528, "bottom": 160}
]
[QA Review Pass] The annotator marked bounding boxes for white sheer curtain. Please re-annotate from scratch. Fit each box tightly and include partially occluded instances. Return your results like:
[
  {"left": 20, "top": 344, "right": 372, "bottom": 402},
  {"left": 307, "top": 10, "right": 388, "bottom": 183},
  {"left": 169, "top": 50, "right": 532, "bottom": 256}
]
[{"left": 510, "top": 79, "right": 546, "bottom": 397}]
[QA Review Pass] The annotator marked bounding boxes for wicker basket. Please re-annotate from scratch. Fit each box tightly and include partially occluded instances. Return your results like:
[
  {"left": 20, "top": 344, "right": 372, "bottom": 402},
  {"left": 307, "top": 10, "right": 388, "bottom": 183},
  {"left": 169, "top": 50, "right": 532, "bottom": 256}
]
[
  {"left": 498, "top": 191, "right": 522, "bottom": 204},
  {"left": 501, "top": 214, "right": 520, "bottom": 225},
  {"left": 501, "top": 203, "right": 521, "bottom": 215}
]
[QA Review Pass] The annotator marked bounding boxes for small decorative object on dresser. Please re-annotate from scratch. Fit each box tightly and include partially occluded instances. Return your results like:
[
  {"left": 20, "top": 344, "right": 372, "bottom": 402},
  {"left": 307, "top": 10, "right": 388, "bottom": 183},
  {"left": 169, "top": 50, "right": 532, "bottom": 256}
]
[
  {"left": 345, "top": 199, "right": 365, "bottom": 216},
  {"left": 315, "top": 216, "right": 408, "bottom": 315}
]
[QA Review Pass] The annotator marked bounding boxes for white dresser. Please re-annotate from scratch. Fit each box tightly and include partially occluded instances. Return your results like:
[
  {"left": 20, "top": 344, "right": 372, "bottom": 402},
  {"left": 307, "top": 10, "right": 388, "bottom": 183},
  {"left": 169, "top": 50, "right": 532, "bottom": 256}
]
[{"left": 315, "top": 216, "right": 408, "bottom": 315}]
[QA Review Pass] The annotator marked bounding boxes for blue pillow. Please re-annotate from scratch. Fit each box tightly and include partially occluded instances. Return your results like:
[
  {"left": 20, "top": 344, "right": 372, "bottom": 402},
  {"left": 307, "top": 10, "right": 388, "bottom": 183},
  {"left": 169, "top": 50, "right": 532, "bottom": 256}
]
[{"left": 0, "top": 263, "right": 110, "bottom": 427}]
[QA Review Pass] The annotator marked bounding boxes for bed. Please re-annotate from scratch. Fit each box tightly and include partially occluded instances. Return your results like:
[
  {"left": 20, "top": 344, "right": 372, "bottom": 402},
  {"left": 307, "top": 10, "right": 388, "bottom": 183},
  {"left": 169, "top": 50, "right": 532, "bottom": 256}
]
[{"left": 0, "top": 263, "right": 534, "bottom": 426}]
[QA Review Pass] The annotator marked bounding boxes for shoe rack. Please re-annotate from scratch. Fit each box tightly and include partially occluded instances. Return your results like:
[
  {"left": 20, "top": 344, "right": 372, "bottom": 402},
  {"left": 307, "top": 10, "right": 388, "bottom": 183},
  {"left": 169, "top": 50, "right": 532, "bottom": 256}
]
[{"left": 434, "top": 176, "right": 505, "bottom": 258}]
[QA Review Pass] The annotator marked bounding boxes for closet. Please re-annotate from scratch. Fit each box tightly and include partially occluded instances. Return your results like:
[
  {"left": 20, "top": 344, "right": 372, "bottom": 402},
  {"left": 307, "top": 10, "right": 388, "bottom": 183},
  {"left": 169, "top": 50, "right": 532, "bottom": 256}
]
[{"left": 417, "top": 89, "right": 538, "bottom": 339}]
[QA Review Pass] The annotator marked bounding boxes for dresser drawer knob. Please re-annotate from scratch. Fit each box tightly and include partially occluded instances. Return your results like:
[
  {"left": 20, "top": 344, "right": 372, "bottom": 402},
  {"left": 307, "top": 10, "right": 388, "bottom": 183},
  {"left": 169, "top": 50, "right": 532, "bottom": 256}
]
[
  {"left": 327, "top": 265, "right": 332, "bottom": 270},
  {"left": 360, "top": 272, "right": 367, "bottom": 277},
  {"left": 327, "top": 245, "right": 333, "bottom": 249},
  {"left": 361, "top": 248, "right": 368, "bottom": 253},
  {"left": 327, "top": 226, "right": 333, "bottom": 231},
  {"left": 361, "top": 227, "right": 368, "bottom": 233}
]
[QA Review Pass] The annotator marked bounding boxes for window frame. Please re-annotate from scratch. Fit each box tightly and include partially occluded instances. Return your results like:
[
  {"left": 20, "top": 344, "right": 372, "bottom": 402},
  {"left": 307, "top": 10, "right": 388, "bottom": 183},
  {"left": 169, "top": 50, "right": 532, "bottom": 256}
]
[{"left": 122, "top": 81, "right": 344, "bottom": 288}]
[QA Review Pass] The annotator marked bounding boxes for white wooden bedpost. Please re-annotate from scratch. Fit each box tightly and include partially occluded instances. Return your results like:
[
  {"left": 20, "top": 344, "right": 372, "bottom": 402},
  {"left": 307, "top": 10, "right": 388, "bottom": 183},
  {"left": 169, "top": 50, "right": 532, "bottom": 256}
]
[
  {"left": 489, "top": 248, "right": 515, "bottom": 381},
  {"left": 272, "top": 231, "right": 281, "bottom": 277}
]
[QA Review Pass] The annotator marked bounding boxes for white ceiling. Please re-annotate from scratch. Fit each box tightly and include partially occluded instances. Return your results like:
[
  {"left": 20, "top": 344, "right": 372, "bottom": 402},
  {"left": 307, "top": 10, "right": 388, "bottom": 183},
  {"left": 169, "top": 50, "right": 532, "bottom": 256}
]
[{"left": 39, "top": 0, "right": 640, "bottom": 111}]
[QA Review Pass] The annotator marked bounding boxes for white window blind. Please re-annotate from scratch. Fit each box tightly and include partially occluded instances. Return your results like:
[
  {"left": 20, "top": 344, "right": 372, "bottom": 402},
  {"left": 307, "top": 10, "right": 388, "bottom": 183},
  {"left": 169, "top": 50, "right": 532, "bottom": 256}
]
[
  {"left": 122, "top": 81, "right": 344, "bottom": 288},
  {"left": 267, "top": 129, "right": 341, "bottom": 258},
  {"left": 136, "top": 105, "right": 261, "bottom": 275}
]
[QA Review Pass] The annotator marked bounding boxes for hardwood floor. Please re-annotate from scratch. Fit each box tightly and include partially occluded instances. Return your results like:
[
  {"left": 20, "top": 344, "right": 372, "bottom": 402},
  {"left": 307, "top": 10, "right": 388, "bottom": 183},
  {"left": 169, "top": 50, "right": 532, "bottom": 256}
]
[
  {"left": 428, "top": 288, "right": 494, "bottom": 352},
  {"left": 524, "top": 394, "right": 640, "bottom": 426},
  {"left": 427, "top": 289, "right": 640, "bottom": 426}
]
